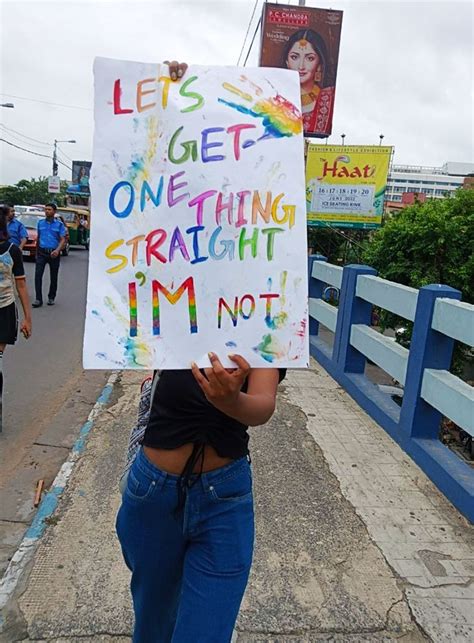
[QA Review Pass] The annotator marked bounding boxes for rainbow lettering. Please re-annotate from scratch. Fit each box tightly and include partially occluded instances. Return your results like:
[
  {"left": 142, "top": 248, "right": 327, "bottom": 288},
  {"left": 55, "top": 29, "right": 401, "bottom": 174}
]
[
  {"left": 129, "top": 282, "right": 137, "bottom": 337},
  {"left": 152, "top": 277, "right": 198, "bottom": 336}
]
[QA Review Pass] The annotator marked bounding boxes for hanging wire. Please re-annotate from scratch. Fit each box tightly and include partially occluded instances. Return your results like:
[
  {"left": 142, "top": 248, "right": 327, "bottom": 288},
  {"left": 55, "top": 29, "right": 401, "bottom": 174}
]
[
  {"left": 57, "top": 145, "right": 74, "bottom": 162},
  {"left": 1, "top": 137, "right": 72, "bottom": 170},
  {"left": 243, "top": 15, "right": 263, "bottom": 66},
  {"left": 0, "top": 124, "right": 50, "bottom": 147},
  {"left": 237, "top": 0, "right": 260, "bottom": 65},
  {"left": 0, "top": 93, "right": 91, "bottom": 111}
]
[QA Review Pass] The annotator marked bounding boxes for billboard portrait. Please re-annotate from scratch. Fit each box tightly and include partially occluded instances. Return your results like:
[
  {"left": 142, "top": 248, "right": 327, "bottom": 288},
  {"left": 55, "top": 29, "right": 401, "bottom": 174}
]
[
  {"left": 260, "top": 3, "right": 343, "bottom": 138},
  {"left": 69, "top": 160, "right": 92, "bottom": 196},
  {"left": 306, "top": 145, "right": 392, "bottom": 229}
]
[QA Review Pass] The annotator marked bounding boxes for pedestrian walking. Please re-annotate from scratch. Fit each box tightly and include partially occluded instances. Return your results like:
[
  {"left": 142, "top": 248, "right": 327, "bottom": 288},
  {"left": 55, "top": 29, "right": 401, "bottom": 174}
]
[
  {"left": 116, "top": 358, "right": 285, "bottom": 643},
  {"left": 33, "top": 203, "right": 66, "bottom": 307},
  {"left": 0, "top": 205, "right": 32, "bottom": 430},
  {"left": 115, "top": 60, "right": 285, "bottom": 643},
  {"left": 6, "top": 205, "right": 28, "bottom": 250}
]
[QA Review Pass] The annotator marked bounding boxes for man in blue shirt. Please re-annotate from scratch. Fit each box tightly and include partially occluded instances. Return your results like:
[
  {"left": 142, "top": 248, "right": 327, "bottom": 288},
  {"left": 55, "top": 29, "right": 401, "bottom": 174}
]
[
  {"left": 33, "top": 203, "right": 66, "bottom": 307},
  {"left": 7, "top": 206, "right": 28, "bottom": 249}
]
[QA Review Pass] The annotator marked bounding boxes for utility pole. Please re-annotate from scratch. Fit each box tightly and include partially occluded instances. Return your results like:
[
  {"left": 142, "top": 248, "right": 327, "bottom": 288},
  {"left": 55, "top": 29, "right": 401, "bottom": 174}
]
[
  {"left": 52, "top": 138, "right": 76, "bottom": 176},
  {"left": 52, "top": 140, "right": 59, "bottom": 176}
]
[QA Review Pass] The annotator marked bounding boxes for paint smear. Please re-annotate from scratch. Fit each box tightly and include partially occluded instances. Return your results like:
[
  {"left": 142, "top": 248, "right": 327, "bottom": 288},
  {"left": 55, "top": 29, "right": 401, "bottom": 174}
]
[
  {"left": 104, "top": 296, "right": 152, "bottom": 367},
  {"left": 218, "top": 92, "right": 302, "bottom": 140},
  {"left": 253, "top": 333, "right": 287, "bottom": 363},
  {"left": 265, "top": 271, "right": 288, "bottom": 330},
  {"left": 127, "top": 116, "right": 158, "bottom": 185},
  {"left": 222, "top": 82, "right": 252, "bottom": 102}
]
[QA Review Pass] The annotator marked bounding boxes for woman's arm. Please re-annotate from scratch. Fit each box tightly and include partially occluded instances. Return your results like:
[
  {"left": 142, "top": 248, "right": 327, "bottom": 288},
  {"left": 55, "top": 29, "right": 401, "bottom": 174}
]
[
  {"left": 15, "top": 277, "right": 32, "bottom": 339},
  {"left": 191, "top": 354, "right": 280, "bottom": 426}
]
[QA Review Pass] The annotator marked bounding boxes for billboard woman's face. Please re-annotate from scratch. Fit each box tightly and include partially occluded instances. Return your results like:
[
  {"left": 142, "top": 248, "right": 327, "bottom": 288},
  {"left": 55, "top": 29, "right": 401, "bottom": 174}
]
[{"left": 286, "top": 40, "right": 320, "bottom": 87}]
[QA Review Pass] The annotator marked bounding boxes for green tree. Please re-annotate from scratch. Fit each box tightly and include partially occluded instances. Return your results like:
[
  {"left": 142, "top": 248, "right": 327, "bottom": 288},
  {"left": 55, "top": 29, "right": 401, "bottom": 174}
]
[
  {"left": 0, "top": 176, "right": 69, "bottom": 207},
  {"left": 363, "top": 189, "right": 474, "bottom": 374},
  {"left": 364, "top": 189, "right": 474, "bottom": 302}
]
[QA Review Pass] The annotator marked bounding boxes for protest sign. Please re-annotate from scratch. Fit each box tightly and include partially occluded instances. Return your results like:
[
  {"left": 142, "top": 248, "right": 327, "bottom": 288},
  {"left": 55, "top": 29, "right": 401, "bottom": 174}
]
[{"left": 84, "top": 58, "right": 309, "bottom": 370}]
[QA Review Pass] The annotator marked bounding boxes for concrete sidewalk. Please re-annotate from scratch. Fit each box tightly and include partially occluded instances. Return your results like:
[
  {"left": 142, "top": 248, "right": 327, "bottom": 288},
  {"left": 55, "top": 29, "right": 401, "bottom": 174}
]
[{"left": 1, "top": 361, "right": 473, "bottom": 642}]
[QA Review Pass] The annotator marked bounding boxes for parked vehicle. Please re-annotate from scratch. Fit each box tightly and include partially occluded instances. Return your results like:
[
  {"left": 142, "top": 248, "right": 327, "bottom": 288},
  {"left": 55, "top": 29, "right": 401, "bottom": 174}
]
[
  {"left": 56, "top": 207, "right": 90, "bottom": 250},
  {"left": 56, "top": 215, "right": 71, "bottom": 256}
]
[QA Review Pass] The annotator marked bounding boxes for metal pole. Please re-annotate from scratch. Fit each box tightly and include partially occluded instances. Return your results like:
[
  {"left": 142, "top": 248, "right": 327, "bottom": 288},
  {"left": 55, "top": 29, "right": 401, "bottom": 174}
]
[{"left": 52, "top": 139, "right": 58, "bottom": 176}]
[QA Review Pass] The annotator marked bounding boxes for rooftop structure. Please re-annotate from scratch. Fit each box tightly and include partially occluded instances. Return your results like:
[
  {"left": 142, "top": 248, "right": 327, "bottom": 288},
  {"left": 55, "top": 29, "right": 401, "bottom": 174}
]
[{"left": 386, "top": 161, "right": 474, "bottom": 204}]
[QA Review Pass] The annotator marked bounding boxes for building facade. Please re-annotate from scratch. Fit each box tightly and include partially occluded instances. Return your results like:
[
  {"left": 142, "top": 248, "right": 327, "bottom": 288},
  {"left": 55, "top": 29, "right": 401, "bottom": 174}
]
[{"left": 385, "top": 161, "right": 474, "bottom": 204}]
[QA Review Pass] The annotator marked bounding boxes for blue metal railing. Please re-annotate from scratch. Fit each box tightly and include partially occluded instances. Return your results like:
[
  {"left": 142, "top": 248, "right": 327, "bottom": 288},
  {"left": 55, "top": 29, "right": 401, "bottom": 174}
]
[{"left": 308, "top": 255, "right": 474, "bottom": 522}]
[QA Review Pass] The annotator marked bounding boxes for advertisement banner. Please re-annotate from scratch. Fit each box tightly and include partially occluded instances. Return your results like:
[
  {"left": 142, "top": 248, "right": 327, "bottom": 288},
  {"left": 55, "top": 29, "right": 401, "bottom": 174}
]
[
  {"left": 68, "top": 160, "right": 92, "bottom": 196},
  {"left": 47, "top": 175, "right": 61, "bottom": 193},
  {"left": 259, "top": 2, "right": 343, "bottom": 138},
  {"left": 83, "top": 57, "right": 309, "bottom": 370},
  {"left": 306, "top": 145, "right": 392, "bottom": 228}
]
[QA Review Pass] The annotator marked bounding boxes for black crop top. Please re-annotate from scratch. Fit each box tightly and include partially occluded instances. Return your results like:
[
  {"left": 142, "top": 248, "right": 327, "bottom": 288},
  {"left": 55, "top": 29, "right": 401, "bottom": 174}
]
[{"left": 143, "top": 368, "right": 287, "bottom": 459}]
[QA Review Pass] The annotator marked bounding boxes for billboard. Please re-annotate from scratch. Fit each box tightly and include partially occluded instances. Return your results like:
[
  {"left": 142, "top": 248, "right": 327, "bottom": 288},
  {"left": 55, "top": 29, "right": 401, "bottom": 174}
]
[
  {"left": 68, "top": 160, "right": 92, "bottom": 196},
  {"left": 259, "top": 2, "right": 343, "bottom": 138},
  {"left": 48, "top": 176, "right": 61, "bottom": 193},
  {"left": 306, "top": 145, "right": 392, "bottom": 229}
]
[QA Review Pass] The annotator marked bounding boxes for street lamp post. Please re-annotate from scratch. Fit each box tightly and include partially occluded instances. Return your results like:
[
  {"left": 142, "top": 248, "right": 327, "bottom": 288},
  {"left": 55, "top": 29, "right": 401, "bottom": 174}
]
[
  {"left": 52, "top": 138, "right": 76, "bottom": 176},
  {"left": 379, "top": 134, "right": 385, "bottom": 146},
  {"left": 341, "top": 133, "right": 346, "bottom": 147}
]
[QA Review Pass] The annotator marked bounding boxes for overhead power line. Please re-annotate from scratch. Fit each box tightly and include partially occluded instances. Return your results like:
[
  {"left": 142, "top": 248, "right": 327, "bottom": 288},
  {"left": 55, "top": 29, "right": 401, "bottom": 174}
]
[
  {"left": 0, "top": 93, "right": 91, "bottom": 111},
  {"left": 0, "top": 124, "right": 50, "bottom": 147},
  {"left": 57, "top": 145, "right": 73, "bottom": 162},
  {"left": 237, "top": 0, "right": 260, "bottom": 66},
  {"left": 0, "top": 137, "right": 51, "bottom": 159},
  {"left": 1, "top": 137, "right": 72, "bottom": 170},
  {"left": 0, "top": 127, "right": 51, "bottom": 152},
  {"left": 243, "top": 15, "right": 262, "bottom": 67}
]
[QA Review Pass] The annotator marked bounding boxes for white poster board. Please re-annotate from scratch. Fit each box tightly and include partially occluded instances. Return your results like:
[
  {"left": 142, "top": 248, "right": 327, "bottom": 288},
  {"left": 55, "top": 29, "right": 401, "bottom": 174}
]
[
  {"left": 84, "top": 57, "right": 309, "bottom": 370},
  {"left": 48, "top": 176, "right": 61, "bottom": 193}
]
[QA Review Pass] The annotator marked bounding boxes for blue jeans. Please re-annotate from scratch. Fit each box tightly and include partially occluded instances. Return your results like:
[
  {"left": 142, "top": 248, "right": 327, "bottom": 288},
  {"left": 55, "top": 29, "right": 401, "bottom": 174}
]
[{"left": 116, "top": 447, "right": 255, "bottom": 643}]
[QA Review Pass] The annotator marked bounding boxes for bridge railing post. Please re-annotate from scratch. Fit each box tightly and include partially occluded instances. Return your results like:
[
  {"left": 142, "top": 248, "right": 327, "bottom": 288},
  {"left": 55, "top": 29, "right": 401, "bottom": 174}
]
[
  {"left": 399, "top": 284, "right": 462, "bottom": 438},
  {"left": 333, "top": 264, "right": 377, "bottom": 371},
  {"left": 308, "top": 254, "right": 327, "bottom": 337}
]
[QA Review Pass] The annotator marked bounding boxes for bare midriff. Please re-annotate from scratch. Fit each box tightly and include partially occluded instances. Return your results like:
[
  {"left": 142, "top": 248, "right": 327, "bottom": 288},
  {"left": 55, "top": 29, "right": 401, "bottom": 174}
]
[{"left": 143, "top": 444, "right": 233, "bottom": 475}]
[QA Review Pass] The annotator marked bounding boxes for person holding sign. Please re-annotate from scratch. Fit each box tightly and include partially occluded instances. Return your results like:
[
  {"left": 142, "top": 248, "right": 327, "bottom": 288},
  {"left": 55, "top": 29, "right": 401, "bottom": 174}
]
[{"left": 115, "top": 60, "right": 286, "bottom": 643}]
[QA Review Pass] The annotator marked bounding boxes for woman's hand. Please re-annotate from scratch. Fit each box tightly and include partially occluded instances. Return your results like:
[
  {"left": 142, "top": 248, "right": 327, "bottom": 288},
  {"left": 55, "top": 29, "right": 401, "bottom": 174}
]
[
  {"left": 20, "top": 319, "right": 31, "bottom": 339},
  {"left": 164, "top": 60, "right": 188, "bottom": 81},
  {"left": 191, "top": 353, "right": 250, "bottom": 407}
]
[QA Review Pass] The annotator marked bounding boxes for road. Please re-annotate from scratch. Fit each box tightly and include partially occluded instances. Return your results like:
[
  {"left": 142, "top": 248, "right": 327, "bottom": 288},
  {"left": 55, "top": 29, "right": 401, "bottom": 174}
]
[{"left": 0, "top": 248, "right": 110, "bottom": 575}]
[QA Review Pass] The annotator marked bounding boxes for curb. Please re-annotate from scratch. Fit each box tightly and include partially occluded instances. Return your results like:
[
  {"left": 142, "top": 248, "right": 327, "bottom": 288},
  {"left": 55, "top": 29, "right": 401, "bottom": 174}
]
[{"left": 0, "top": 371, "right": 119, "bottom": 625}]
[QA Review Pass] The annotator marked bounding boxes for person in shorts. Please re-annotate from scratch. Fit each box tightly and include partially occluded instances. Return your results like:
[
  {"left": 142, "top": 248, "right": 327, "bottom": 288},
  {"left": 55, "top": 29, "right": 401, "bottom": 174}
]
[{"left": 0, "top": 205, "right": 32, "bottom": 428}]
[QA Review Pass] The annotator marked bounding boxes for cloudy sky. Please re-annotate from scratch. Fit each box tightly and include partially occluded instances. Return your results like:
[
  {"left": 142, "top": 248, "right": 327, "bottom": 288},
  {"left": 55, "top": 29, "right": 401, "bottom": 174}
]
[{"left": 0, "top": 0, "right": 472, "bottom": 185}]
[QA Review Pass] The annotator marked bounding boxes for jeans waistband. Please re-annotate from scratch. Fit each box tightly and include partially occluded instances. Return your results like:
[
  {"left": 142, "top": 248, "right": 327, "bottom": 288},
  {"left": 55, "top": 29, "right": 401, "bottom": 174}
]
[{"left": 135, "top": 446, "right": 249, "bottom": 488}]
